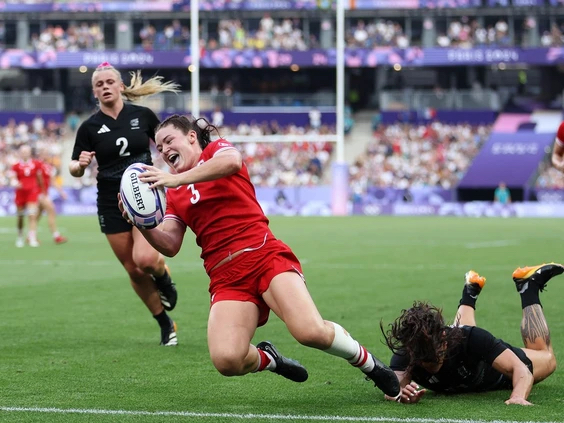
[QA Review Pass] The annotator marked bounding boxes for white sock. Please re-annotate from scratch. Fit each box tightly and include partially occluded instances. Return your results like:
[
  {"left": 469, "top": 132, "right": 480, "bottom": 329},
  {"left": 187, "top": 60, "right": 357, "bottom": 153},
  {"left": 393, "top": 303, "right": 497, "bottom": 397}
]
[
  {"left": 53, "top": 231, "right": 60, "bottom": 238},
  {"left": 28, "top": 230, "right": 37, "bottom": 241},
  {"left": 324, "top": 322, "right": 375, "bottom": 373}
]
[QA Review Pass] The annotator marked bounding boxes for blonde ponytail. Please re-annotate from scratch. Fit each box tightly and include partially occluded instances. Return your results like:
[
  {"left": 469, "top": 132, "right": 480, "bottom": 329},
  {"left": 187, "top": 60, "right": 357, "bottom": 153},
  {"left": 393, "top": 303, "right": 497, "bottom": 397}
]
[{"left": 123, "top": 70, "right": 181, "bottom": 102}]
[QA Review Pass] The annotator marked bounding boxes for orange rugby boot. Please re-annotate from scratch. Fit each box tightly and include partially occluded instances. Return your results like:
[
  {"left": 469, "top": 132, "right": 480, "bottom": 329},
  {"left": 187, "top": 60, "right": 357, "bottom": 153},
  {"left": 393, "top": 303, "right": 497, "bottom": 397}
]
[
  {"left": 464, "top": 270, "right": 486, "bottom": 297},
  {"left": 512, "top": 263, "right": 564, "bottom": 293}
]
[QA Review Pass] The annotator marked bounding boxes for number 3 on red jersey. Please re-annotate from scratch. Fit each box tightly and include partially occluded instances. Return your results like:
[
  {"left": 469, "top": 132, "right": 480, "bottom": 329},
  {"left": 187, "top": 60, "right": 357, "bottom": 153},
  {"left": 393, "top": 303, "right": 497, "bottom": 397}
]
[{"left": 187, "top": 184, "right": 200, "bottom": 204}]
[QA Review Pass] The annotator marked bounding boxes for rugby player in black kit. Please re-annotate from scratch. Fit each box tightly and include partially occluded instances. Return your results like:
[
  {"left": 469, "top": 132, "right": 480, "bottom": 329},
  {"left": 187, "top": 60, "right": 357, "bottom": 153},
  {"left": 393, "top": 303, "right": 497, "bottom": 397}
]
[
  {"left": 69, "top": 62, "right": 181, "bottom": 346},
  {"left": 381, "top": 263, "right": 562, "bottom": 406}
]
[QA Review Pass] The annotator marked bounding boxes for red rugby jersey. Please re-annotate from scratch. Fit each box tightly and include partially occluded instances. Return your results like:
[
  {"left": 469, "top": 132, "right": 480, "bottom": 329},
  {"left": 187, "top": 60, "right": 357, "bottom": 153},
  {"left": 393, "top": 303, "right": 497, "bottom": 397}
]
[
  {"left": 12, "top": 160, "right": 42, "bottom": 191},
  {"left": 164, "top": 139, "right": 274, "bottom": 273}
]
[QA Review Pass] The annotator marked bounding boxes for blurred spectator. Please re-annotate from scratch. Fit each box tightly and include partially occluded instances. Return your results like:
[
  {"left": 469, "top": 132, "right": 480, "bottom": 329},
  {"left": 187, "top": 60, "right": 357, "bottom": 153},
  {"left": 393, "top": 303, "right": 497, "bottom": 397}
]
[
  {"left": 211, "top": 106, "right": 224, "bottom": 127},
  {"left": 308, "top": 107, "right": 321, "bottom": 130},
  {"left": 494, "top": 181, "right": 511, "bottom": 204}
]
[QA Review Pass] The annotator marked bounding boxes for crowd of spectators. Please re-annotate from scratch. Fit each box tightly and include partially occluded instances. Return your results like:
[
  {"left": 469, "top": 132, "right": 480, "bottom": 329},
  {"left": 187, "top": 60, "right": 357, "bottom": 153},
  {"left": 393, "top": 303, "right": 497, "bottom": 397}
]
[
  {"left": 535, "top": 161, "right": 564, "bottom": 189},
  {"left": 0, "top": 117, "right": 66, "bottom": 188},
  {"left": 349, "top": 122, "right": 492, "bottom": 195},
  {"left": 346, "top": 20, "right": 409, "bottom": 49},
  {"left": 14, "top": 16, "right": 564, "bottom": 52},
  {"left": 436, "top": 18, "right": 511, "bottom": 48},
  {"left": 31, "top": 23, "right": 104, "bottom": 53}
]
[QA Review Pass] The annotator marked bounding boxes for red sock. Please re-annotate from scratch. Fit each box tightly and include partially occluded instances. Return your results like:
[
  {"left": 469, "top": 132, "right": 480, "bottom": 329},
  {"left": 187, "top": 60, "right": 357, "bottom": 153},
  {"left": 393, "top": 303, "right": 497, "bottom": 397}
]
[{"left": 255, "top": 349, "right": 272, "bottom": 372}]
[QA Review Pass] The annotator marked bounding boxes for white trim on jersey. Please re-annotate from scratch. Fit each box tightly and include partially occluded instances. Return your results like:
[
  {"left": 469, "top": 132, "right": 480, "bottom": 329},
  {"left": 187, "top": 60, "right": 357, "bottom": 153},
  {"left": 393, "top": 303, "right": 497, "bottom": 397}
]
[
  {"left": 556, "top": 137, "right": 564, "bottom": 147},
  {"left": 163, "top": 215, "right": 186, "bottom": 227},
  {"left": 213, "top": 146, "right": 237, "bottom": 157}
]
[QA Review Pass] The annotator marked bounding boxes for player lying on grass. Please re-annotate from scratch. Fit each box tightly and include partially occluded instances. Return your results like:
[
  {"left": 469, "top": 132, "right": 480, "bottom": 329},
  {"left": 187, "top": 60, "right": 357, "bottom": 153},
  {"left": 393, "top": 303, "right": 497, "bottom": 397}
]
[{"left": 380, "top": 263, "right": 562, "bottom": 406}]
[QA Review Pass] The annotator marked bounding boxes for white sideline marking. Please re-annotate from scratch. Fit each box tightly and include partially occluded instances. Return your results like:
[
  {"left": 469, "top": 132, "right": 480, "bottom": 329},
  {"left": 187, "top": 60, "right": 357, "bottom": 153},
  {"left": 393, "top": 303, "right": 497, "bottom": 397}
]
[
  {"left": 0, "top": 259, "right": 517, "bottom": 273},
  {"left": 465, "top": 240, "right": 518, "bottom": 249},
  {"left": 0, "top": 407, "right": 559, "bottom": 423}
]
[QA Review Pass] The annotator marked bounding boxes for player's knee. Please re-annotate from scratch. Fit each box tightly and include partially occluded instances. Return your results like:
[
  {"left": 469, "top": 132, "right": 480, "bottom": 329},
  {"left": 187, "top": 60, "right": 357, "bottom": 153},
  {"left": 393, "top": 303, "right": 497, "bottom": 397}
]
[
  {"left": 132, "top": 252, "right": 159, "bottom": 274},
  {"left": 211, "top": 352, "right": 246, "bottom": 376},
  {"left": 123, "top": 263, "right": 145, "bottom": 281},
  {"left": 292, "top": 321, "right": 332, "bottom": 349},
  {"left": 547, "top": 352, "right": 557, "bottom": 376}
]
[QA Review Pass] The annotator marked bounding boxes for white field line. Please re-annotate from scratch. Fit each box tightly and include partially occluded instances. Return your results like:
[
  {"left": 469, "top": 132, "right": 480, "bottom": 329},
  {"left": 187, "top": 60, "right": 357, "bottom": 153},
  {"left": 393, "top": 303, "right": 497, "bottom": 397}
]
[
  {"left": 464, "top": 240, "right": 519, "bottom": 249},
  {"left": 0, "top": 259, "right": 518, "bottom": 272},
  {"left": 0, "top": 407, "right": 559, "bottom": 423}
]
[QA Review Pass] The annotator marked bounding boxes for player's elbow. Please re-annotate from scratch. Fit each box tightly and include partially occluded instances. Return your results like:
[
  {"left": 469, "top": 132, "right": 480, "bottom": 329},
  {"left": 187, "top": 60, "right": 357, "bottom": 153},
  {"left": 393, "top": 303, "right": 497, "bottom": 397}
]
[
  {"left": 227, "top": 154, "right": 243, "bottom": 174},
  {"left": 160, "top": 240, "right": 182, "bottom": 258}
]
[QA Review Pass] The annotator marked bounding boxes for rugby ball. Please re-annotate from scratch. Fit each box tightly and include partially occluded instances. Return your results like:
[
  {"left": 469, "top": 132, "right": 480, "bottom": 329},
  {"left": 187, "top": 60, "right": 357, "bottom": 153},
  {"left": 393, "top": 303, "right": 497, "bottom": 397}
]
[{"left": 120, "top": 163, "right": 166, "bottom": 229}]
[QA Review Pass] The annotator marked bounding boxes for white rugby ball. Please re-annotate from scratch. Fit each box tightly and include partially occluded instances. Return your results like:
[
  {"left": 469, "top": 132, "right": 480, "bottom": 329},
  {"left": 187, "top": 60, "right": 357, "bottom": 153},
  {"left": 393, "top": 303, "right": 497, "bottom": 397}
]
[{"left": 120, "top": 163, "right": 166, "bottom": 229}]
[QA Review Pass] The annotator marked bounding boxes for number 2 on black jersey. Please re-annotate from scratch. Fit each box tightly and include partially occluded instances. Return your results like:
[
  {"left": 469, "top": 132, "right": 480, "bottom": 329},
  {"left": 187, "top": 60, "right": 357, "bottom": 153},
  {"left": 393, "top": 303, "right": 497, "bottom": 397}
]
[{"left": 116, "top": 137, "right": 131, "bottom": 157}]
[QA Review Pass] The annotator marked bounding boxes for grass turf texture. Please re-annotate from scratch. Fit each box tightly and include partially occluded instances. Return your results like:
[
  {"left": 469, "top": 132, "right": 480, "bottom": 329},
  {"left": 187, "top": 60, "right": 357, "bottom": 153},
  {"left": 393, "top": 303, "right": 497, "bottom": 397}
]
[{"left": 1, "top": 215, "right": 564, "bottom": 423}]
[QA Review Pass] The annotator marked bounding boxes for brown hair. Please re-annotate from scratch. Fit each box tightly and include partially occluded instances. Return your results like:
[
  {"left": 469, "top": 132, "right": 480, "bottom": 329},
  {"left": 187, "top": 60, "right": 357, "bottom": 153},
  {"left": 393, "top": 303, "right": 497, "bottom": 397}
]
[
  {"left": 380, "top": 301, "right": 465, "bottom": 372},
  {"left": 92, "top": 63, "right": 180, "bottom": 102},
  {"left": 156, "top": 114, "right": 220, "bottom": 150}
]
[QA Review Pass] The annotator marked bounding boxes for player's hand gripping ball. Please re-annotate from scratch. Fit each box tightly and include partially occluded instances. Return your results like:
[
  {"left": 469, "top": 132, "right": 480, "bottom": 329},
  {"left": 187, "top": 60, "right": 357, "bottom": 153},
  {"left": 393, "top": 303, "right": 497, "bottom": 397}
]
[{"left": 119, "top": 163, "right": 166, "bottom": 229}]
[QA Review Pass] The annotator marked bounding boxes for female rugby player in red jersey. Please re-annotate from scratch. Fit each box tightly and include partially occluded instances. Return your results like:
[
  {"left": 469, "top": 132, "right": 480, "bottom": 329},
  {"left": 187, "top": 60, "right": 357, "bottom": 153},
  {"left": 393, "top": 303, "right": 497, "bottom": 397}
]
[{"left": 120, "top": 114, "right": 400, "bottom": 398}]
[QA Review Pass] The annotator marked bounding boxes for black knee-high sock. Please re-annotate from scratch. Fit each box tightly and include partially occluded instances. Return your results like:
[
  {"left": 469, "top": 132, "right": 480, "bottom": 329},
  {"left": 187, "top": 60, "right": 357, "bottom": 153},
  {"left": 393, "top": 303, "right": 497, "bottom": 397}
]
[
  {"left": 153, "top": 310, "right": 171, "bottom": 328},
  {"left": 519, "top": 283, "right": 542, "bottom": 309},
  {"left": 458, "top": 285, "right": 478, "bottom": 310}
]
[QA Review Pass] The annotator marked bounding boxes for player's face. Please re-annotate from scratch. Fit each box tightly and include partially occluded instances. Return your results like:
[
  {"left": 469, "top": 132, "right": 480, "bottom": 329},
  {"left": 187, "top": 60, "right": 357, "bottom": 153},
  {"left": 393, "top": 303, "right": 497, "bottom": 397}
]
[
  {"left": 155, "top": 125, "right": 201, "bottom": 173},
  {"left": 92, "top": 69, "right": 124, "bottom": 107},
  {"left": 19, "top": 145, "right": 31, "bottom": 161}
]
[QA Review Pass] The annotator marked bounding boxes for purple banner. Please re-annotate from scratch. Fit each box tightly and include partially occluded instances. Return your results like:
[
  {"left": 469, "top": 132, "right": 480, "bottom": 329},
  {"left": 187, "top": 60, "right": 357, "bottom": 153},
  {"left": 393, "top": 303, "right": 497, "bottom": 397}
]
[
  {"left": 0, "top": 112, "right": 64, "bottom": 125},
  {"left": 352, "top": 202, "right": 564, "bottom": 218},
  {"left": 352, "top": 187, "right": 454, "bottom": 207},
  {"left": 0, "top": 0, "right": 497, "bottom": 12},
  {"left": 488, "top": 0, "right": 544, "bottom": 5},
  {"left": 381, "top": 110, "right": 497, "bottom": 124},
  {"left": 1, "top": 185, "right": 563, "bottom": 217},
  {"left": 419, "top": 0, "right": 482, "bottom": 7},
  {"left": 534, "top": 189, "right": 564, "bottom": 203},
  {"left": 459, "top": 132, "right": 554, "bottom": 188},
  {"left": 2, "top": 47, "right": 564, "bottom": 69}
]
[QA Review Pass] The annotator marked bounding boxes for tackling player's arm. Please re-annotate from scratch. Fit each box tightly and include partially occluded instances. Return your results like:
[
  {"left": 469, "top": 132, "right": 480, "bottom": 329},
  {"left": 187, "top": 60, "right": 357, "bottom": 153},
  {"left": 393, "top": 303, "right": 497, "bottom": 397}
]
[
  {"left": 491, "top": 350, "right": 534, "bottom": 406},
  {"left": 385, "top": 370, "right": 426, "bottom": 404},
  {"left": 140, "top": 149, "right": 243, "bottom": 189}
]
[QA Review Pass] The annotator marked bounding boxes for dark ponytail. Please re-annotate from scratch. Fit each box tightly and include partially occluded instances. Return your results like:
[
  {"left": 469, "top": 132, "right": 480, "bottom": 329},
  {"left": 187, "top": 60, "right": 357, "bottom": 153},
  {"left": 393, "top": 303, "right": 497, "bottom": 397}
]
[{"left": 156, "top": 114, "right": 220, "bottom": 150}]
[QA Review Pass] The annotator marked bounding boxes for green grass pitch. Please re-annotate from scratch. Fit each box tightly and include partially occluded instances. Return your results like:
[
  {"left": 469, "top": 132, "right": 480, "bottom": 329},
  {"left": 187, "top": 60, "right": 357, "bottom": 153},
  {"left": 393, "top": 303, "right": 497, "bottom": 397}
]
[{"left": 1, "top": 215, "right": 564, "bottom": 422}]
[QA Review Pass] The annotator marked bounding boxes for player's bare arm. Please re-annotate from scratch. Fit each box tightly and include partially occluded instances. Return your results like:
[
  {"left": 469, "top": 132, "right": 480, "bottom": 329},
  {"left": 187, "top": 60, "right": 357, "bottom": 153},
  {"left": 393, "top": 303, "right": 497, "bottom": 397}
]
[
  {"left": 385, "top": 371, "right": 426, "bottom": 404},
  {"left": 491, "top": 349, "right": 534, "bottom": 405},
  {"left": 139, "top": 219, "right": 186, "bottom": 257},
  {"left": 140, "top": 149, "right": 242, "bottom": 189},
  {"left": 69, "top": 151, "right": 96, "bottom": 177},
  {"left": 117, "top": 192, "right": 186, "bottom": 256}
]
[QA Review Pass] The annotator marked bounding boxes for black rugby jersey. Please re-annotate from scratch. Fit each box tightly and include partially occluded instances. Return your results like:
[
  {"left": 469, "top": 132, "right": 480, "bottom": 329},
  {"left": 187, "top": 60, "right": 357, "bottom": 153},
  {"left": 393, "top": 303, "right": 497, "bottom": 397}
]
[
  {"left": 72, "top": 103, "right": 160, "bottom": 183},
  {"left": 390, "top": 326, "right": 509, "bottom": 393}
]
